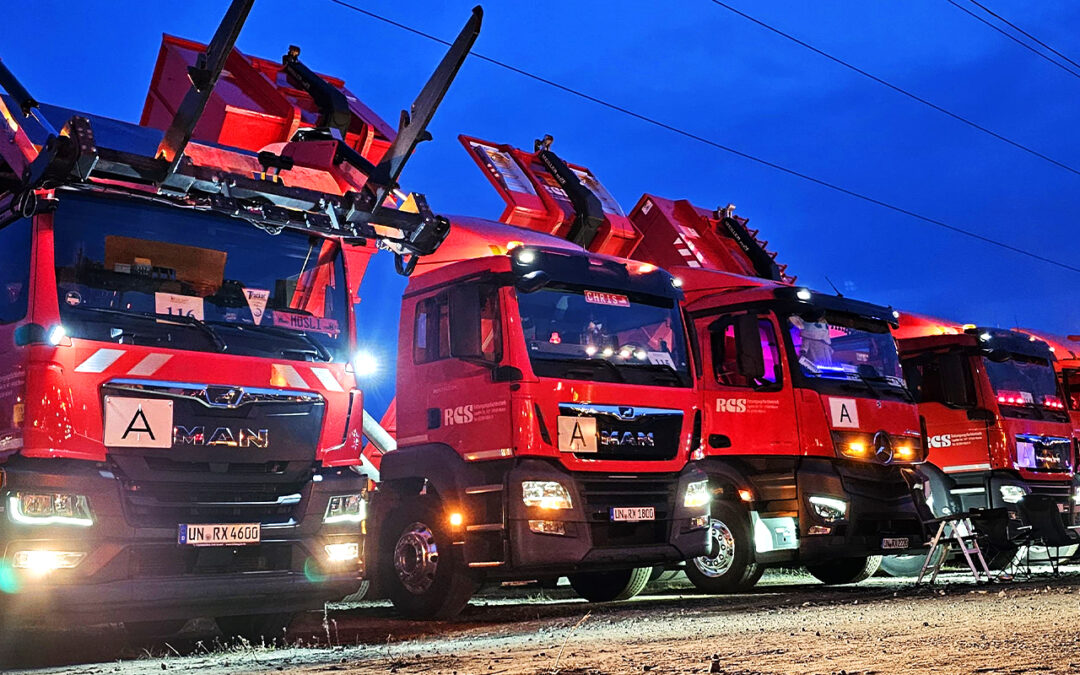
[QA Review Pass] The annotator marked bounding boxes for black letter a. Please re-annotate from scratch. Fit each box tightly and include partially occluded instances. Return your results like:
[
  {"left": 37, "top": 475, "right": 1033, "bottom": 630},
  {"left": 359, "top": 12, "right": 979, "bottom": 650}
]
[{"left": 123, "top": 407, "right": 156, "bottom": 440}]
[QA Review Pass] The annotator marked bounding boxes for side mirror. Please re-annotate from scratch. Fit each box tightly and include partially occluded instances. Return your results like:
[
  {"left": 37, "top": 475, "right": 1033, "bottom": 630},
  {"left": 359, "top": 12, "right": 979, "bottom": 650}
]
[
  {"left": 966, "top": 407, "right": 996, "bottom": 422},
  {"left": 448, "top": 285, "right": 484, "bottom": 360},
  {"left": 734, "top": 314, "right": 765, "bottom": 380},
  {"left": 13, "top": 323, "right": 46, "bottom": 346},
  {"left": 939, "top": 353, "right": 972, "bottom": 407},
  {"left": 515, "top": 270, "right": 550, "bottom": 294}
]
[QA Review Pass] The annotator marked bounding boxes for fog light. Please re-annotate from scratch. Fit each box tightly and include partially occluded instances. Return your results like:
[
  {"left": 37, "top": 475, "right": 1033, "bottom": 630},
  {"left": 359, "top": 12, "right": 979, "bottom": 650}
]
[
  {"left": 738, "top": 489, "right": 753, "bottom": 503},
  {"left": 809, "top": 495, "right": 848, "bottom": 521},
  {"left": 999, "top": 485, "right": 1026, "bottom": 504},
  {"left": 323, "top": 542, "right": 359, "bottom": 562},
  {"left": 12, "top": 550, "right": 85, "bottom": 574},
  {"left": 683, "top": 480, "right": 711, "bottom": 508},
  {"left": 323, "top": 494, "right": 365, "bottom": 524},
  {"left": 691, "top": 514, "right": 709, "bottom": 529},
  {"left": 807, "top": 526, "right": 832, "bottom": 535},
  {"left": 528, "top": 519, "right": 566, "bottom": 535},
  {"left": 449, "top": 512, "right": 464, "bottom": 527}
]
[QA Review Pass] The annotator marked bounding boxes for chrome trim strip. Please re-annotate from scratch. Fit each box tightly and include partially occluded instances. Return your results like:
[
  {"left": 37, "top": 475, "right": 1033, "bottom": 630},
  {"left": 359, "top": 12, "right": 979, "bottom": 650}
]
[{"left": 104, "top": 378, "right": 322, "bottom": 408}]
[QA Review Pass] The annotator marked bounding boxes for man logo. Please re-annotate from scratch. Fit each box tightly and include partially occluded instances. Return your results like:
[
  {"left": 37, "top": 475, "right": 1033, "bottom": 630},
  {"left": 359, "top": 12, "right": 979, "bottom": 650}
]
[{"left": 618, "top": 406, "right": 635, "bottom": 419}]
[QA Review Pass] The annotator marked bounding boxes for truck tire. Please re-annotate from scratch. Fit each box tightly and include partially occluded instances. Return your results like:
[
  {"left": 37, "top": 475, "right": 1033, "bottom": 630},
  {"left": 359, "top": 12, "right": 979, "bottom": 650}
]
[
  {"left": 567, "top": 567, "right": 651, "bottom": 602},
  {"left": 383, "top": 500, "right": 478, "bottom": 620},
  {"left": 215, "top": 612, "right": 294, "bottom": 645},
  {"left": 684, "top": 501, "right": 763, "bottom": 594},
  {"left": 879, "top": 548, "right": 945, "bottom": 578},
  {"left": 805, "top": 556, "right": 881, "bottom": 585}
]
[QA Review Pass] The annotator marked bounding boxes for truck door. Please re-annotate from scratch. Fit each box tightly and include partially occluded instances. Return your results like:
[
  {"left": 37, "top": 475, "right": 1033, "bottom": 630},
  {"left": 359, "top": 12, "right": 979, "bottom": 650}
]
[
  {"left": 0, "top": 217, "right": 32, "bottom": 457},
  {"left": 902, "top": 350, "right": 991, "bottom": 474},
  {"left": 403, "top": 282, "right": 512, "bottom": 455},
  {"left": 698, "top": 311, "right": 800, "bottom": 456}
]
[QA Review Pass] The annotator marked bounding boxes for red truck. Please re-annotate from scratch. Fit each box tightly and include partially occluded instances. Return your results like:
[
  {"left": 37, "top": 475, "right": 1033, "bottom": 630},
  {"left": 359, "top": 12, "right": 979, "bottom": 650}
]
[
  {"left": 361, "top": 137, "right": 710, "bottom": 619},
  {"left": 891, "top": 315, "right": 1079, "bottom": 569},
  {"left": 0, "top": 0, "right": 479, "bottom": 638},
  {"left": 442, "top": 138, "right": 927, "bottom": 590},
  {"left": 627, "top": 196, "right": 928, "bottom": 587}
]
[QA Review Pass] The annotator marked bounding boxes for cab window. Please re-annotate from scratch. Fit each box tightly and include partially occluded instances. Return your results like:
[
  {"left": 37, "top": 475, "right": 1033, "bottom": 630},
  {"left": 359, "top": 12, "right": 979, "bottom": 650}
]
[
  {"left": 413, "top": 293, "right": 450, "bottom": 363},
  {"left": 0, "top": 219, "right": 31, "bottom": 324},
  {"left": 710, "top": 314, "right": 782, "bottom": 389}
]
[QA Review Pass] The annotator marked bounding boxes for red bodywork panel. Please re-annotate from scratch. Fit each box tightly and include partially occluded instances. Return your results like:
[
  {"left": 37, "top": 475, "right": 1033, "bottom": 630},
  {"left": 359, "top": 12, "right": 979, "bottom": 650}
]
[
  {"left": 894, "top": 313, "right": 1074, "bottom": 481},
  {"left": 459, "top": 136, "right": 641, "bottom": 258},
  {"left": 141, "top": 35, "right": 394, "bottom": 167}
]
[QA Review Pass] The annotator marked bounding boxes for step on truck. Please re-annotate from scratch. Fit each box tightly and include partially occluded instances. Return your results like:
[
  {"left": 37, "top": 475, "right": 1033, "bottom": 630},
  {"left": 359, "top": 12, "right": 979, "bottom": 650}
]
[
  {"left": 0, "top": 0, "right": 480, "bottom": 639},
  {"left": 891, "top": 316, "right": 1079, "bottom": 570},
  {"left": 627, "top": 196, "right": 928, "bottom": 588},
  {"left": 361, "top": 137, "right": 711, "bottom": 619}
]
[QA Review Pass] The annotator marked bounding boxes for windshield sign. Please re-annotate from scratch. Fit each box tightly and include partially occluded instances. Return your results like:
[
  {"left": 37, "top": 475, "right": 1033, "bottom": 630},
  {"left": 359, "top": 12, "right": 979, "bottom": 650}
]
[
  {"left": 788, "top": 312, "right": 904, "bottom": 388},
  {"left": 516, "top": 286, "right": 690, "bottom": 387},
  {"left": 54, "top": 194, "right": 349, "bottom": 362}
]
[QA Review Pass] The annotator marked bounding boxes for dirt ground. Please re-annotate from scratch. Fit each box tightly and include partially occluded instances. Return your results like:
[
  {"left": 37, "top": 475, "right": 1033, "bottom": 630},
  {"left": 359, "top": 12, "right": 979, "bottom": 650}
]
[{"left": 6, "top": 567, "right": 1080, "bottom": 675}]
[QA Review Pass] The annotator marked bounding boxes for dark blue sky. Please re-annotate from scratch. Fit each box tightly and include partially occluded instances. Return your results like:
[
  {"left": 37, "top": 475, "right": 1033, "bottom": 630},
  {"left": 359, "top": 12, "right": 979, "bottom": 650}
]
[{"left": 4, "top": 0, "right": 1079, "bottom": 334}]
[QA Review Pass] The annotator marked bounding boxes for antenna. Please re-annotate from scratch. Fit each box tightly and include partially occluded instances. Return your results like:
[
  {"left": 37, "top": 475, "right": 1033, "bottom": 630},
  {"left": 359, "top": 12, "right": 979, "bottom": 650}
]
[{"left": 824, "top": 275, "right": 844, "bottom": 298}]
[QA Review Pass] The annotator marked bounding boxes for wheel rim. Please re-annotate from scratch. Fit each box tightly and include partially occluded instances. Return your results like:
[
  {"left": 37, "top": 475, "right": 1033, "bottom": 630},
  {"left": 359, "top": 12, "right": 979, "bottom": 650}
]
[
  {"left": 693, "top": 518, "right": 735, "bottom": 577},
  {"left": 394, "top": 521, "right": 439, "bottom": 595}
]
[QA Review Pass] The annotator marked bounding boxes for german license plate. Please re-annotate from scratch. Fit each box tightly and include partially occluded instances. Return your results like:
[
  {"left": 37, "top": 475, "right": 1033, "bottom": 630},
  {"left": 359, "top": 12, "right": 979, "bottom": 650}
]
[
  {"left": 179, "top": 523, "right": 260, "bottom": 546},
  {"left": 881, "top": 537, "right": 909, "bottom": 550},
  {"left": 610, "top": 506, "right": 655, "bottom": 522}
]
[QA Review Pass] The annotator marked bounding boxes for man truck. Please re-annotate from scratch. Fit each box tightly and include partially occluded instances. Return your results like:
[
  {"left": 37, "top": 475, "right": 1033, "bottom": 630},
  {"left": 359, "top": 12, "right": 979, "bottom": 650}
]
[{"left": 0, "top": 0, "right": 480, "bottom": 639}]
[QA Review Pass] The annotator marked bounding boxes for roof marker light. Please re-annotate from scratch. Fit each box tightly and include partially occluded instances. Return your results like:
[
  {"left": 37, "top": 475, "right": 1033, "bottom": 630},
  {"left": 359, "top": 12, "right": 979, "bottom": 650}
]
[
  {"left": 796, "top": 288, "right": 812, "bottom": 301},
  {"left": 515, "top": 249, "right": 536, "bottom": 264}
]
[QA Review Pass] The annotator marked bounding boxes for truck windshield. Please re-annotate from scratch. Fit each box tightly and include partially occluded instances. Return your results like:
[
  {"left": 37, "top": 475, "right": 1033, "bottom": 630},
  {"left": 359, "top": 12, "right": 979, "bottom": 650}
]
[
  {"left": 787, "top": 311, "right": 906, "bottom": 393},
  {"left": 984, "top": 354, "right": 1061, "bottom": 412},
  {"left": 516, "top": 286, "right": 691, "bottom": 387},
  {"left": 53, "top": 194, "right": 349, "bottom": 362}
]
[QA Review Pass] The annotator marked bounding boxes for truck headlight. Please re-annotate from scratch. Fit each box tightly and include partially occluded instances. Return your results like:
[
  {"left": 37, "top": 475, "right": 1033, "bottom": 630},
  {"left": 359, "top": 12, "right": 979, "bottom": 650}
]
[
  {"left": 8, "top": 493, "right": 94, "bottom": 526},
  {"left": 809, "top": 495, "right": 848, "bottom": 522},
  {"left": 324, "top": 494, "right": 365, "bottom": 524},
  {"left": 999, "top": 485, "right": 1027, "bottom": 504},
  {"left": 683, "top": 480, "right": 711, "bottom": 508},
  {"left": 522, "top": 481, "right": 573, "bottom": 510}
]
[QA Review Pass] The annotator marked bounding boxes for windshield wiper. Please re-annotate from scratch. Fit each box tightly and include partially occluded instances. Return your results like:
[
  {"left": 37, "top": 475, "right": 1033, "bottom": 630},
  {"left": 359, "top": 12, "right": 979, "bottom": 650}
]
[
  {"left": 70, "top": 306, "right": 227, "bottom": 352},
  {"left": 620, "top": 361, "right": 687, "bottom": 385},
  {"left": 543, "top": 357, "right": 626, "bottom": 383},
  {"left": 217, "top": 322, "right": 332, "bottom": 362}
]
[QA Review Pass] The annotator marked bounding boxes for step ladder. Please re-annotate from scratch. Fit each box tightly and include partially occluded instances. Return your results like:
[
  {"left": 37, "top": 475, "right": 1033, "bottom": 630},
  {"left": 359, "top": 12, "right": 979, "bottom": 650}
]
[{"left": 917, "top": 514, "right": 992, "bottom": 584}]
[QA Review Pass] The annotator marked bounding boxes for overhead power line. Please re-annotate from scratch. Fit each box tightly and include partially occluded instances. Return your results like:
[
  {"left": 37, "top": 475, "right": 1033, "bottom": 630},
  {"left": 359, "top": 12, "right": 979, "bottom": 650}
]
[
  {"left": 966, "top": 0, "right": 1080, "bottom": 73},
  {"left": 706, "top": 0, "right": 1080, "bottom": 178},
  {"left": 943, "top": 0, "right": 1080, "bottom": 79},
  {"left": 327, "top": 0, "right": 1080, "bottom": 275}
]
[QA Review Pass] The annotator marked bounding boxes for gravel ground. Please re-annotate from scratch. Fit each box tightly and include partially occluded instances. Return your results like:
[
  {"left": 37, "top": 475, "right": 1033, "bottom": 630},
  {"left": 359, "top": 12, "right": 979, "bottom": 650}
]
[{"left": 6, "top": 567, "right": 1080, "bottom": 674}]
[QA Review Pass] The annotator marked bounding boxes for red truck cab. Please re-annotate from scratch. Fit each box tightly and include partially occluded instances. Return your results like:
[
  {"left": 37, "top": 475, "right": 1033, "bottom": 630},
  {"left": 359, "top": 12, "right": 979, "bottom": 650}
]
[
  {"left": 629, "top": 196, "right": 927, "bottom": 589},
  {"left": 367, "top": 226, "right": 710, "bottom": 619},
  {"left": 894, "top": 317, "right": 1078, "bottom": 562}
]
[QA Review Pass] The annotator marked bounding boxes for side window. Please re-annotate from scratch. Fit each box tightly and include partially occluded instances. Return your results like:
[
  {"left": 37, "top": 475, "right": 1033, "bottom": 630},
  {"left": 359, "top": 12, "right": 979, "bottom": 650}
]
[
  {"left": 0, "top": 219, "right": 31, "bottom": 325},
  {"left": 413, "top": 293, "right": 449, "bottom": 363},
  {"left": 903, "top": 353, "right": 975, "bottom": 405},
  {"left": 710, "top": 314, "right": 782, "bottom": 388},
  {"left": 477, "top": 284, "right": 502, "bottom": 363}
]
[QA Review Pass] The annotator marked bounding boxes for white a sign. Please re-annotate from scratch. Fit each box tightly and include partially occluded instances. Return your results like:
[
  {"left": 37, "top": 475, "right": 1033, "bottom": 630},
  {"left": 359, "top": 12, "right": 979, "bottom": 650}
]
[
  {"left": 104, "top": 397, "right": 174, "bottom": 448},
  {"left": 828, "top": 397, "right": 860, "bottom": 429},
  {"left": 557, "top": 416, "right": 597, "bottom": 453}
]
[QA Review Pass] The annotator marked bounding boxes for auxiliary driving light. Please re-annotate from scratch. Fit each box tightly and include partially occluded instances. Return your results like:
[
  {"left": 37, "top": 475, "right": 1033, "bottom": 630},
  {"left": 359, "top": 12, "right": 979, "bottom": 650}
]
[
  {"left": 323, "top": 494, "right": 365, "bottom": 524},
  {"left": 683, "top": 480, "right": 711, "bottom": 508},
  {"left": 449, "top": 512, "right": 464, "bottom": 527},
  {"left": 323, "top": 542, "right": 360, "bottom": 562},
  {"left": 515, "top": 249, "right": 537, "bottom": 265},
  {"left": 522, "top": 481, "right": 573, "bottom": 510},
  {"left": 12, "top": 550, "right": 86, "bottom": 574},
  {"left": 999, "top": 484, "right": 1027, "bottom": 504},
  {"left": 809, "top": 495, "right": 848, "bottom": 521},
  {"left": 528, "top": 519, "right": 566, "bottom": 536}
]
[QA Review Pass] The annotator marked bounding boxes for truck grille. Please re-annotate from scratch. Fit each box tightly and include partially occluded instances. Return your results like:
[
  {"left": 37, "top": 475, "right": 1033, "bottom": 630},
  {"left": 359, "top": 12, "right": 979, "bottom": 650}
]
[
  {"left": 578, "top": 474, "right": 677, "bottom": 547},
  {"left": 560, "top": 404, "right": 682, "bottom": 462},
  {"left": 101, "top": 380, "right": 324, "bottom": 528},
  {"left": 837, "top": 463, "right": 913, "bottom": 502},
  {"left": 128, "top": 543, "right": 297, "bottom": 577}
]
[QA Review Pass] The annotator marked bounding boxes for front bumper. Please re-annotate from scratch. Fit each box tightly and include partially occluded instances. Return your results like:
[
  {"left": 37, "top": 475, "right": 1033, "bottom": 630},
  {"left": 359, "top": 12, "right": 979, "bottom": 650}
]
[
  {"left": 735, "top": 457, "right": 926, "bottom": 564},
  {"left": 0, "top": 459, "right": 365, "bottom": 625},
  {"left": 494, "top": 459, "right": 709, "bottom": 576},
  {"left": 952, "top": 471, "right": 1078, "bottom": 542}
]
